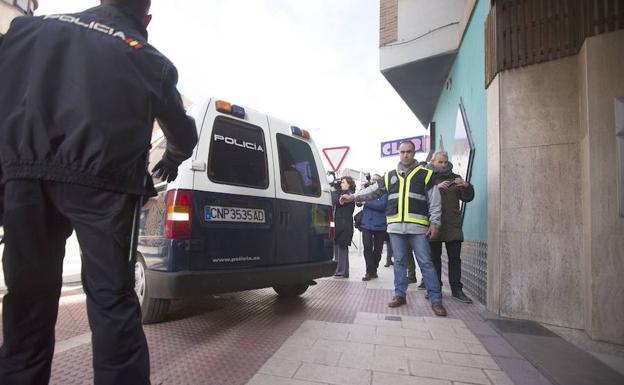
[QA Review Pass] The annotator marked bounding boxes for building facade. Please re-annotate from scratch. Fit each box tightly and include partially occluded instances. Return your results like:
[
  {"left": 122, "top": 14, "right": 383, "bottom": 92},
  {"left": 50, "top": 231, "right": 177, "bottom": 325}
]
[
  {"left": 1, "top": 0, "right": 37, "bottom": 35},
  {"left": 380, "top": 0, "right": 624, "bottom": 345},
  {"left": 380, "top": 0, "right": 489, "bottom": 303}
]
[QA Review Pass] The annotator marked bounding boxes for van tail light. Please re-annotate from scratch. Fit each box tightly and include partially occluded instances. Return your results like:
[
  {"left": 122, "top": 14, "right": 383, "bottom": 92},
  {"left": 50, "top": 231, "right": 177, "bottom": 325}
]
[
  {"left": 165, "top": 190, "right": 193, "bottom": 240},
  {"left": 328, "top": 207, "right": 335, "bottom": 240}
]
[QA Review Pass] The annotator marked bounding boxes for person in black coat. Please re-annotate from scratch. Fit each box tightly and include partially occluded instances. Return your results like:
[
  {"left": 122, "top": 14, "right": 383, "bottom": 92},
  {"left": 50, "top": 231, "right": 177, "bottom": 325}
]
[
  {"left": 0, "top": 1, "right": 197, "bottom": 384},
  {"left": 332, "top": 176, "right": 356, "bottom": 277}
]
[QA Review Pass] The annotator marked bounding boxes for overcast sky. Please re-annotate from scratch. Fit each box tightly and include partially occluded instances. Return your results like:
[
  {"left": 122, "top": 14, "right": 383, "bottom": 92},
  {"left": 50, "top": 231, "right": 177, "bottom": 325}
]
[{"left": 35, "top": 0, "right": 426, "bottom": 175}]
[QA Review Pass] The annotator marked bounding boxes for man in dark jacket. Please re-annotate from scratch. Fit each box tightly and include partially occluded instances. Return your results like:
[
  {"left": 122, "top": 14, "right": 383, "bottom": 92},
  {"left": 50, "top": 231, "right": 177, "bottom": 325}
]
[
  {"left": 428, "top": 151, "right": 475, "bottom": 303},
  {"left": 359, "top": 174, "right": 388, "bottom": 281},
  {"left": 0, "top": 1, "right": 198, "bottom": 384}
]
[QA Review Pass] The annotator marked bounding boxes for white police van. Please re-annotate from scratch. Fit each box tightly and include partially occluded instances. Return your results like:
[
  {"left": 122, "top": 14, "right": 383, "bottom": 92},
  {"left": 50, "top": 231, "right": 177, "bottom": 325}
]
[{"left": 135, "top": 98, "right": 336, "bottom": 323}]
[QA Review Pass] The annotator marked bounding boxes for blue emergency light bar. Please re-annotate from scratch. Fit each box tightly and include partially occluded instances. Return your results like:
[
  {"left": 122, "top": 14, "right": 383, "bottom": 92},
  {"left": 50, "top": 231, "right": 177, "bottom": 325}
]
[
  {"left": 231, "top": 105, "right": 246, "bottom": 119},
  {"left": 291, "top": 126, "right": 311, "bottom": 140},
  {"left": 216, "top": 100, "right": 246, "bottom": 119}
]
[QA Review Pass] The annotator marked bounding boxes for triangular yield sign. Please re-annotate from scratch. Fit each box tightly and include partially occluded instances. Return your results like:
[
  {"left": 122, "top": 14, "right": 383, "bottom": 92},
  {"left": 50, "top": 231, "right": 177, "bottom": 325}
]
[{"left": 322, "top": 146, "right": 350, "bottom": 172}]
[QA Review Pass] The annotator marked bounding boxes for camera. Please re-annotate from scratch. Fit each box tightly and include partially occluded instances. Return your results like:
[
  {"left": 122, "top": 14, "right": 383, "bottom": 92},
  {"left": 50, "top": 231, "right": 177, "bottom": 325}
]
[
  {"left": 330, "top": 178, "right": 343, "bottom": 189},
  {"left": 361, "top": 173, "right": 373, "bottom": 189},
  {"left": 327, "top": 171, "right": 343, "bottom": 189}
]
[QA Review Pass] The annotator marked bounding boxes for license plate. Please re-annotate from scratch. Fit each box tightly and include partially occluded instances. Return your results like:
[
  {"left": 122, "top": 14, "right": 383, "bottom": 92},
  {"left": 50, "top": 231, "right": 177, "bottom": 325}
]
[{"left": 204, "top": 206, "right": 265, "bottom": 223}]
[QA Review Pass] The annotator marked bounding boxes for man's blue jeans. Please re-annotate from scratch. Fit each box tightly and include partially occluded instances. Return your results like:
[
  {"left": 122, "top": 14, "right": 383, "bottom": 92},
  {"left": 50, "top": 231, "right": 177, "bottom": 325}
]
[{"left": 389, "top": 233, "right": 442, "bottom": 303}]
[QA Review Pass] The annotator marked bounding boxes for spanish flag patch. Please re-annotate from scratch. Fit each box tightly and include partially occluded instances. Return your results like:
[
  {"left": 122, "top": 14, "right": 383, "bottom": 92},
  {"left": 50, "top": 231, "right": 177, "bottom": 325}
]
[{"left": 125, "top": 38, "right": 143, "bottom": 50}]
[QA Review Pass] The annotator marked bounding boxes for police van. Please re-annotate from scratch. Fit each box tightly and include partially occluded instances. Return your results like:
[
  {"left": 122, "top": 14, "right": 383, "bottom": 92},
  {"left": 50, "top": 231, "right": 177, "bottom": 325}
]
[{"left": 135, "top": 98, "right": 336, "bottom": 323}]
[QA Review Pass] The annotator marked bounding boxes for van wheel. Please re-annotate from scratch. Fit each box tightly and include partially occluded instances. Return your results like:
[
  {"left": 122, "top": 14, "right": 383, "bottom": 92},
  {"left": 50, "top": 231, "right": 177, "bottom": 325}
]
[
  {"left": 273, "top": 283, "right": 309, "bottom": 297},
  {"left": 134, "top": 255, "right": 170, "bottom": 324}
]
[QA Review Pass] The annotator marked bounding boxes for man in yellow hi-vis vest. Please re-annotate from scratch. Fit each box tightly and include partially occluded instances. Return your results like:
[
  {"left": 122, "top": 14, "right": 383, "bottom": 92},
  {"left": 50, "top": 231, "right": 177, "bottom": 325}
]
[{"left": 340, "top": 141, "right": 447, "bottom": 316}]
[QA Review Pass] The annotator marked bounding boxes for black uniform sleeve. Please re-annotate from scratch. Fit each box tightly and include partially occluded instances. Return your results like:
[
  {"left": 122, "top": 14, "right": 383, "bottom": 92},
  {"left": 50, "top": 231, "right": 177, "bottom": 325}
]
[{"left": 154, "top": 62, "right": 198, "bottom": 166}]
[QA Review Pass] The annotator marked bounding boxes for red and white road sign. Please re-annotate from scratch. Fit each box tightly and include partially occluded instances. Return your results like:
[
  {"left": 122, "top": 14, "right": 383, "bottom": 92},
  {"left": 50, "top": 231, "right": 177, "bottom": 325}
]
[{"left": 322, "top": 146, "right": 350, "bottom": 172}]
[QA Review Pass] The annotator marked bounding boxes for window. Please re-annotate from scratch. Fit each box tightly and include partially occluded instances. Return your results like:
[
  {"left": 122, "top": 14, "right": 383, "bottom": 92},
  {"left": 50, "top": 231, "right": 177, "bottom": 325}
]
[
  {"left": 207, "top": 116, "right": 268, "bottom": 189},
  {"left": 277, "top": 133, "right": 321, "bottom": 197},
  {"left": 452, "top": 98, "right": 475, "bottom": 219},
  {"left": 15, "top": 0, "right": 29, "bottom": 12},
  {"left": 4, "top": 0, "right": 32, "bottom": 14}
]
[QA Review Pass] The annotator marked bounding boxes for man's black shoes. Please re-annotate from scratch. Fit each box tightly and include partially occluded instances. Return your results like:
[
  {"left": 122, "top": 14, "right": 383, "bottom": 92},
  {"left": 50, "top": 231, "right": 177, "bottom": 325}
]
[{"left": 452, "top": 290, "right": 473, "bottom": 304}]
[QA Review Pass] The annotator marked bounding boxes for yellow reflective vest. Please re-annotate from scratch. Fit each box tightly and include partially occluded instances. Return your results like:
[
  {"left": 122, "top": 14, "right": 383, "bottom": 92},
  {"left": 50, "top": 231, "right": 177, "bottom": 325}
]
[{"left": 384, "top": 166, "right": 433, "bottom": 226}]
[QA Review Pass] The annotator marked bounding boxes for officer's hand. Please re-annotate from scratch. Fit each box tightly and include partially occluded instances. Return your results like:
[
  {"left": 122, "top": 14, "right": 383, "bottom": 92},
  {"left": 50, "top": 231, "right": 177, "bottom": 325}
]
[
  {"left": 426, "top": 225, "right": 440, "bottom": 240},
  {"left": 152, "top": 159, "right": 179, "bottom": 183},
  {"left": 339, "top": 194, "right": 354, "bottom": 205}
]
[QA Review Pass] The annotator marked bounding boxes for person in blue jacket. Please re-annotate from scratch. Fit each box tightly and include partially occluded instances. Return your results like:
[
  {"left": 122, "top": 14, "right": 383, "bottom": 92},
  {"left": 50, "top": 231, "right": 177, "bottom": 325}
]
[{"left": 360, "top": 174, "right": 389, "bottom": 281}]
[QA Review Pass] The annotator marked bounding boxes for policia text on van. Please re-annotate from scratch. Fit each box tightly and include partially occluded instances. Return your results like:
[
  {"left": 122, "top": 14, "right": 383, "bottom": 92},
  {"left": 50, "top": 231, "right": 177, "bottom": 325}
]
[{"left": 136, "top": 98, "right": 336, "bottom": 323}]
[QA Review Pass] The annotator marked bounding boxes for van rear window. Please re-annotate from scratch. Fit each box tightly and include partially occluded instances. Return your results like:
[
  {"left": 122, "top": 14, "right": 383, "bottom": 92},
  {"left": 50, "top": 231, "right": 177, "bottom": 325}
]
[
  {"left": 276, "top": 133, "right": 321, "bottom": 197},
  {"left": 208, "top": 116, "right": 269, "bottom": 189}
]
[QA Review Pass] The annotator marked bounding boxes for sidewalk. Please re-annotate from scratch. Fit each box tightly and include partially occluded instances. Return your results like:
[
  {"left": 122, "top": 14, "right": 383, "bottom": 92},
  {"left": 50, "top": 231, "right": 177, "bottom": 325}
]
[{"left": 0, "top": 246, "right": 622, "bottom": 384}]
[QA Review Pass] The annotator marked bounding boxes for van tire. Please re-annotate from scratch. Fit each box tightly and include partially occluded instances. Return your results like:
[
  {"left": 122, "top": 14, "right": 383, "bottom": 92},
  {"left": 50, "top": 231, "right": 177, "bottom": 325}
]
[
  {"left": 135, "top": 255, "right": 170, "bottom": 324},
  {"left": 273, "top": 283, "right": 309, "bottom": 297}
]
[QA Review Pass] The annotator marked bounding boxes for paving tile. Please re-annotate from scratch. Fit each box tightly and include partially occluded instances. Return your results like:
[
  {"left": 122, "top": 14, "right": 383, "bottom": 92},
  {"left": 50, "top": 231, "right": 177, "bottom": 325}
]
[
  {"left": 484, "top": 370, "right": 515, "bottom": 385},
  {"left": 258, "top": 358, "right": 302, "bottom": 378},
  {"left": 402, "top": 321, "right": 436, "bottom": 331},
  {"left": 377, "top": 326, "right": 432, "bottom": 340},
  {"left": 439, "top": 351, "right": 499, "bottom": 369},
  {"left": 462, "top": 320, "right": 500, "bottom": 337},
  {"left": 281, "top": 335, "right": 317, "bottom": 348},
  {"left": 354, "top": 318, "right": 405, "bottom": 328},
  {"left": 404, "top": 337, "right": 470, "bottom": 354},
  {"left": 349, "top": 330, "right": 405, "bottom": 347},
  {"left": 274, "top": 345, "right": 342, "bottom": 366},
  {"left": 423, "top": 317, "right": 467, "bottom": 329},
  {"left": 408, "top": 360, "right": 491, "bottom": 384},
  {"left": 465, "top": 343, "right": 491, "bottom": 356},
  {"left": 372, "top": 371, "right": 451, "bottom": 385},
  {"left": 429, "top": 330, "right": 481, "bottom": 344},
  {"left": 491, "top": 356, "right": 553, "bottom": 385},
  {"left": 247, "top": 373, "right": 328, "bottom": 385},
  {"left": 54, "top": 332, "right": 91, "bottom": 356},
  {"left": 396, "top": 315, "right": 426, "bottom": 323},
  {"left": 591, "top": 351, "right": 624, "bottom": 376},
  {"left": 355, "top": 312, "right": 380, "bottom": 320},
  {"left": 344, "top": 324, "right": 377, "bottom": 335},
  {"left": 314, "top": 338, "right": 375, "bottom": 356},
  {"left": 293, "top": 327, "right": 350, "bottom": 341},
  {"left": 295, "top": 363, "right": 371, "bottom": 385},
  {"left": 479, "top": 336, "right": 524, "bottom": 359},
  {"left": 376, "top": 345, "right": 441, "bottom": 364},
  {"left": 339, "top": 353, "right": 410, "bottom": 375}
]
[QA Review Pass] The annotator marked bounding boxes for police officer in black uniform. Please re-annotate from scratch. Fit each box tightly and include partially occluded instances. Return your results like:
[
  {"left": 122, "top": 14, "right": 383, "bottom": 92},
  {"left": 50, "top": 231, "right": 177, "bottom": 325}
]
[{"left": 0, "top": 1, "right": 198, "bottom": 384}]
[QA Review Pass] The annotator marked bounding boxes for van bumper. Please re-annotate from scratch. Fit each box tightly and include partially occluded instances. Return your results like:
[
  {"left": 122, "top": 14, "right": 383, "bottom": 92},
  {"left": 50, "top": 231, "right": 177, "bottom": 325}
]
[{"left": 146, "top": 260, "right": 337, "bottom": 299}]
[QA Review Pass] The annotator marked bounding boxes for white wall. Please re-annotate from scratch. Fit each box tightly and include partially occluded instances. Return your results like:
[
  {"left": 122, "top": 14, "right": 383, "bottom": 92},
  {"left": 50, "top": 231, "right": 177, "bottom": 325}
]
[{"left": 380, "top": 0, "right": 467, "bottom": 70}]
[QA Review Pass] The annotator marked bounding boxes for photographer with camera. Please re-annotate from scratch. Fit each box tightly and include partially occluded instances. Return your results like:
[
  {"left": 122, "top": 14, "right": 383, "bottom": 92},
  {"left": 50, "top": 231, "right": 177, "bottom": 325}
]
[
  {"left": 331, "top": 176, "right": 356, "bottom": 278},
  {"left": 427, "top": 151, "right": 475, "bottom": 303}
]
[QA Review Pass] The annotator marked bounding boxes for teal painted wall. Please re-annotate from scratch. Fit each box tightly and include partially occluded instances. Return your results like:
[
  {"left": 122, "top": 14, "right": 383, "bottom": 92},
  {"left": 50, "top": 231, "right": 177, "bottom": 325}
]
[{"left": 431, "top": 0, "right": 489, "bottom": 241}]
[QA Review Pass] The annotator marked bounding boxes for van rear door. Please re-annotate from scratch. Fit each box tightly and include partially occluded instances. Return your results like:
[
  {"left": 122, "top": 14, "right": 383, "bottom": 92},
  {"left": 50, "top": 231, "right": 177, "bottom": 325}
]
[
  {"left": 190, "top": 101, "right": 276, "bottom": 270},
  {"left": 267, "top": 118, "right": 333, "bottom": 265}
]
